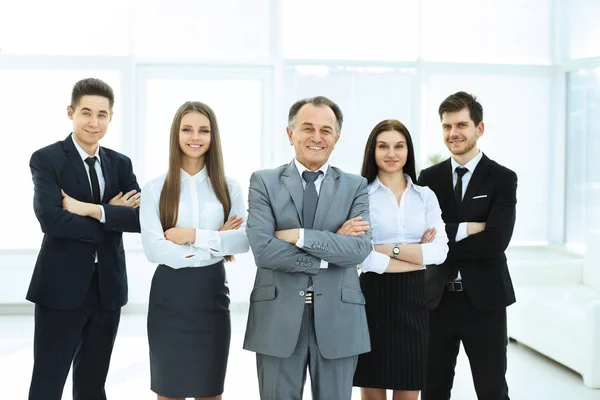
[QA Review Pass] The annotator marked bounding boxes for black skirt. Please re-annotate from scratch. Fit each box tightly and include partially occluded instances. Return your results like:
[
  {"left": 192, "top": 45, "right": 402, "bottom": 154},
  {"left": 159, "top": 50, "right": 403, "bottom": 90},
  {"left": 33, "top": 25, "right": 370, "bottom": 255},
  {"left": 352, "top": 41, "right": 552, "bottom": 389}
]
[
  {"left": 147, "top": 262, "right": 231, "bottom": 398},
  {"left": 353, "top": 269, "right": 428, "bottom": 390}
]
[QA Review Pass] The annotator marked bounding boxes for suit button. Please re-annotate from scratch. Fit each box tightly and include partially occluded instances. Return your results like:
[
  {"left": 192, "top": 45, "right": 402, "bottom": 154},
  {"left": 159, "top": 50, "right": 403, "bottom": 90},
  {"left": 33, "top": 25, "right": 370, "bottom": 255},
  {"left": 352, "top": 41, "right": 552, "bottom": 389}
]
[
  {"left": 325, "top": 247, "right": 329, "bottom": 251},
  {"left": 299, "top": 291, "right": 305, "bottom": 296},
  {"left": 295, "top": 261, "right": 300, "bottom": 266}
]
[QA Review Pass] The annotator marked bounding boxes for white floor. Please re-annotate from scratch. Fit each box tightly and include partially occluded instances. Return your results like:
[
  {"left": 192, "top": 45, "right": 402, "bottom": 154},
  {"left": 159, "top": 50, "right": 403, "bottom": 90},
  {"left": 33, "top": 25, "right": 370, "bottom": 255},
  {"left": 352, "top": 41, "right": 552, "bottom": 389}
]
[{"left": 1, "top": 310, "right": 599, "bottom": 400}]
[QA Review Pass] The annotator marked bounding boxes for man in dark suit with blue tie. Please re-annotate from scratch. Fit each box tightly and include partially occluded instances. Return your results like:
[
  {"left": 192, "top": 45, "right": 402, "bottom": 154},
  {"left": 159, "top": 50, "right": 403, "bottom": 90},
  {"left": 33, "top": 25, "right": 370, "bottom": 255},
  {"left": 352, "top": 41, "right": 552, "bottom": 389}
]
[
  {"left": 418, "top": 92, "right": 517, "bottom": 399},
  {"left": 27, "top": 78, "right": 141, "bottom": 400}
]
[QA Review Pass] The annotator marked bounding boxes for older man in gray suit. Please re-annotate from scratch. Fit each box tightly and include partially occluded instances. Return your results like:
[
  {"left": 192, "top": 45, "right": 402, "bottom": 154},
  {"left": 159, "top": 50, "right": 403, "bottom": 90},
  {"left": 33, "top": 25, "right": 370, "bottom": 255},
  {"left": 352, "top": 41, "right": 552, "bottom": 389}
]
[{"left": 244, "top": 96, "right": 372, "bottom": 399}]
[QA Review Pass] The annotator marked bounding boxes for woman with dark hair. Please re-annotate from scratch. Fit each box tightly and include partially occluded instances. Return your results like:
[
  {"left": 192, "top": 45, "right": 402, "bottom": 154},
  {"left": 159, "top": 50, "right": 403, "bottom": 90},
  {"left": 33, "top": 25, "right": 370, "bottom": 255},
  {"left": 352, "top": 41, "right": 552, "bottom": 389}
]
[
  {"left": 353, "top": 119, "right": 448, "bottom": 400},
  {"left": 140, "top": 101, "right": 249, "bottom": 400}
]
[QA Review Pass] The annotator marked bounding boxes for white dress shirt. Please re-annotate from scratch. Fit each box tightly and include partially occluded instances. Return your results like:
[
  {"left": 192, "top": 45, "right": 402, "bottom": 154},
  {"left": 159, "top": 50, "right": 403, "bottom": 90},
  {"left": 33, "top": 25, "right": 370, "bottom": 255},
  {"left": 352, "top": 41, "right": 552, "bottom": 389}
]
[
  {"left": 292, "top": 158, "right": 329, "bottom": 270},
  {"left": 451, "top": 150, "right": 483, "bottom": 280},
  {"left": 71, "top": 134, "right": 105, "bottom": 262},
  {"left": 359, "top": 175, "right": 449, "bottom": 274},
  {"left": 140, "top": 167, "right": 250, "bottom": 269}
]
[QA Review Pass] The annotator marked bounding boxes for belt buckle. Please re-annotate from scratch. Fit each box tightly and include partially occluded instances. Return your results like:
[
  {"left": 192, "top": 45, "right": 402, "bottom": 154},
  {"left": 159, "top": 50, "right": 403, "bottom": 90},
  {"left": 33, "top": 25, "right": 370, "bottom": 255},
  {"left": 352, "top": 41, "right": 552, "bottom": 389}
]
[
  {"left": 305, "top": 291, "right": 313, "bottom": 304},
  {"left": 446, "top": 281, "right": 463, "bottom": 292}
]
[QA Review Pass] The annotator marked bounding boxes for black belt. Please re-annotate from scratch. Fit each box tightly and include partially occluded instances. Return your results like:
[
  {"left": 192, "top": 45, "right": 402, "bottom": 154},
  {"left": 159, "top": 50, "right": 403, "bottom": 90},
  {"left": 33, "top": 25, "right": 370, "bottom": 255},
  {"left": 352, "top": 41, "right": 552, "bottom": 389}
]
[
  {"left": 305, "top": 291, "right": 313, "bottom": 304},
  {"left": 445, "top": 280, "right": 464, "bottom": 292}
]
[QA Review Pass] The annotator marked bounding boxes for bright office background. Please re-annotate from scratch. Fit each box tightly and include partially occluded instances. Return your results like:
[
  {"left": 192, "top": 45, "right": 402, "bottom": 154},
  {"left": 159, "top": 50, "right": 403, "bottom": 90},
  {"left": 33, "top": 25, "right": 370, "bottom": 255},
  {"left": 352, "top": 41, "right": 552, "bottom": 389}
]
[{"left": 0, "top": 0, "right": 600, "bottom": 384}]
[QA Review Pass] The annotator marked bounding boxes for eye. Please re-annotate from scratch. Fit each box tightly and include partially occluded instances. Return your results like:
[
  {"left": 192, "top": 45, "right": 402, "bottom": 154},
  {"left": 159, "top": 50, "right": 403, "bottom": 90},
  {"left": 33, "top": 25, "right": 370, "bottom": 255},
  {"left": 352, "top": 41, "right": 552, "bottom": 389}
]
[
  {"left": 182, "top": 128, "right": 191, "bottom": 132},
  {"left": 201, "top": 129, "right": 210, "bottom": 134}
]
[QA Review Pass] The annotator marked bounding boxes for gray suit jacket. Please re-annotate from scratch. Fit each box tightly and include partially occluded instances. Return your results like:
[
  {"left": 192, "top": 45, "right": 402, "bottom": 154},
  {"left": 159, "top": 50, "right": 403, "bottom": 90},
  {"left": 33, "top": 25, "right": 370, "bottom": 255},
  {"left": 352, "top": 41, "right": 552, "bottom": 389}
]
[{"left": 243, "top": 161, "right": 372, "bottom": 359}]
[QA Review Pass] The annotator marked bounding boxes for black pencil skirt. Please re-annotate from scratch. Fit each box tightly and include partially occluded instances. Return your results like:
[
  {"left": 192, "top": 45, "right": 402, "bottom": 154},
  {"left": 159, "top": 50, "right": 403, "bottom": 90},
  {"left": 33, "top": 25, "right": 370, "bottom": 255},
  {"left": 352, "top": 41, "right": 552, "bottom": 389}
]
[
  {"left": 353, "top": 269, "right": 428, "bottom": 391},
  {"left": 147, "top": 261, "right": 231, "bottom": 398}
]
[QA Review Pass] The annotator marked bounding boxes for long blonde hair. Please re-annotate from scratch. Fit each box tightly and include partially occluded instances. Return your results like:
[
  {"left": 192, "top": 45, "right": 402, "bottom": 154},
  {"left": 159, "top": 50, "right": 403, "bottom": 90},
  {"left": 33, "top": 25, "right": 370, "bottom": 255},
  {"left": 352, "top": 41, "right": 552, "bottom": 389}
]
[{"left": 159, "top": 101, "right": 233, "bottom": 262}]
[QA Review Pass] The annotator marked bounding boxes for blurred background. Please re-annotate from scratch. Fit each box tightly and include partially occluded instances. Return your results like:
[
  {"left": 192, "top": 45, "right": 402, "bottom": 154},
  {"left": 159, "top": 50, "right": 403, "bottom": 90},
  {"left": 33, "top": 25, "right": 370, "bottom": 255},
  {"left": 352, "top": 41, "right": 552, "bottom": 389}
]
[{"left": 1, "top": 0, "right": 599, "bottom": 398}]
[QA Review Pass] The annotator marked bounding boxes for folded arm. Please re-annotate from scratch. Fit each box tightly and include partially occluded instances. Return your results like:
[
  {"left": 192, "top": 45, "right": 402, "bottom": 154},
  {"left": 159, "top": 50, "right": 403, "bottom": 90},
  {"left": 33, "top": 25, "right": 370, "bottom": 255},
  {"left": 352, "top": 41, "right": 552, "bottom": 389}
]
[
  {"left": 30, "top": 151, "right": 104, "bottom": 244},
  {"left": 103, "top": 157, "right": 141, "bottom": 233},
  {"left": 446, "top": 171, "right": 518, "bottom": 262},
  {"left": 246, "top": 172, "right": 321, "bottom": 274}
]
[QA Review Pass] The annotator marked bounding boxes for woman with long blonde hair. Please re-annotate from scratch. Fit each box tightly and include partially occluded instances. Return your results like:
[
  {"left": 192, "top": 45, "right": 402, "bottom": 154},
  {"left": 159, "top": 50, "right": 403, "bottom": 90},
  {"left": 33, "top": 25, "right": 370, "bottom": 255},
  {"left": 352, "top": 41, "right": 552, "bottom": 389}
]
[{"left": 140, "top": 101, "right": 249, "bottom": 400}]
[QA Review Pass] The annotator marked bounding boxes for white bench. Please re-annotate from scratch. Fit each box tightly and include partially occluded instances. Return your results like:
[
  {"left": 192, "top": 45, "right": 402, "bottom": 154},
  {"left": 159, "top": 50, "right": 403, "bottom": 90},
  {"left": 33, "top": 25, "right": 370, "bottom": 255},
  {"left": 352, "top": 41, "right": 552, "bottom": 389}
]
[{"left": 506, "top": 246, "right": 600, "bottom": 389}]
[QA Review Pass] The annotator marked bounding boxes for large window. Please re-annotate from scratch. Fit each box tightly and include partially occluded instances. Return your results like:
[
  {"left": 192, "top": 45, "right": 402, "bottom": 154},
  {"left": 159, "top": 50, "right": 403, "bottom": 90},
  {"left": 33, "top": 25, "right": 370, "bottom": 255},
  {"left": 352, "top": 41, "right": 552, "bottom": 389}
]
[
  {"left": 421, "top": 0, "right": 551, "bottom": 64},
  {"left": 0, "top": 69, "right": 122, "bottom": 249},
  {"left": 565, "top": 68, "right": 600, "bottom": 250},
  {"left": 0, "top": 0, "right": 130, "bottom": 56},
  {"left": 561, "top": 0, "right": 600, "bottom": 60},
  {"left": 281, "top": 0, "right": 419, "bottom": 61}
]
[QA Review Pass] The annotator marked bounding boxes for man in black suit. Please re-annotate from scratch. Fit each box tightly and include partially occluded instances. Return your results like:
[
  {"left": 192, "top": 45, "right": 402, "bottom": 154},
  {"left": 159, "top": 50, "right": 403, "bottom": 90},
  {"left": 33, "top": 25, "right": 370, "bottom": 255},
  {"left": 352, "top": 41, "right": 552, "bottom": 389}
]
[
  {"left": 418, "top": 91, "right": 517, "bottom": 400},
  {"left": 27, "top": 78, "right": 141, "bottom": 400}
]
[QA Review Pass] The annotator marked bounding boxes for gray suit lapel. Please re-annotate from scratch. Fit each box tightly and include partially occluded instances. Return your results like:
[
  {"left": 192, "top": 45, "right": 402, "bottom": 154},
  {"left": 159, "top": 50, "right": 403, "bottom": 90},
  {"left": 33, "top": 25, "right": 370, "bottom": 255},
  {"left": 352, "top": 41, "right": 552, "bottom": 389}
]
[
  {"left": 312, "top": 167, "right": 340, "bottom": 230},
  {"left": 281, "top": 161, "right": 304, "bottom": 225}
]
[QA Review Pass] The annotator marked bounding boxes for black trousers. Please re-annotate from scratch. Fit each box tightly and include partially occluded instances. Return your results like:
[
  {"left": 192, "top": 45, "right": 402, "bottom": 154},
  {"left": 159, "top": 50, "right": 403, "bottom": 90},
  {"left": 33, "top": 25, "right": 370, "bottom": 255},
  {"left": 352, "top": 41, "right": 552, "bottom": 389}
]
[
  {"left": 423, "top": 291, "right": 509, "bottom": 400},
  {"left": 28, "top": 270, "right": 121, "bottom": 400}
]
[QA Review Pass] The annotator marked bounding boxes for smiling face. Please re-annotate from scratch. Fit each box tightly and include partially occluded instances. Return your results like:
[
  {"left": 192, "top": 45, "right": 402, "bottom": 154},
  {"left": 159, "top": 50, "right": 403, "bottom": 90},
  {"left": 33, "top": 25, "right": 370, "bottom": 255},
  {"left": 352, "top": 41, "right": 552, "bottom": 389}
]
[
  {"left": 442, "top": 107, "right": 484, "bottom": 160},
  {"left": 178, "top": 111, "right": 211, "bottom": 163},
  {"left": 286, "top": 103, "right": 340, "bottom": 171},
  {"left": 374, "top": 129, "right": 408, "bottom": 175},
  {"left": 68, "top": 95, "right": 112, "bottom": 155}
]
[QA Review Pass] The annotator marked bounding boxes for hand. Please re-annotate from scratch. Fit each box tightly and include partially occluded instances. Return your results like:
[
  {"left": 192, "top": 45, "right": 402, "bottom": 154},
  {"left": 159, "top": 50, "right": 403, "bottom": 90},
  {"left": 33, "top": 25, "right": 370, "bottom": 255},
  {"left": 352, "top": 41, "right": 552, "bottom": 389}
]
[
  {"left": 61, "top": 190, "right": 91, "bottom": 217},
  {"left": 275, "top": 228, "right": 300, "bottom": 245},
  {"left": 336, "top": 216, "right": 370, "bottom": 236},
  {"left": 421, "top": 228, "right": 436, "bottom": 243},
  {"left": 467, "top": 222, "right": 486, "bottom": 236},
  {"left": 109, "top": 190, "right": 140, "bottom": 208},
  {"left": 164, "top": 227, "right": 195, "bottom": 245},
  {"left": 219, "top": 216, "right": 243, "bottom": 231}
]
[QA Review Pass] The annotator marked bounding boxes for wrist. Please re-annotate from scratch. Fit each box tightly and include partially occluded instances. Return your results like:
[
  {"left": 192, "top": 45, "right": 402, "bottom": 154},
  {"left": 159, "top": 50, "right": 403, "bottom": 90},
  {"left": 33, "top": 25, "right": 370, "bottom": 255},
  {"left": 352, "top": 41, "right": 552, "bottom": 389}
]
[{"left": 189, "top": 228, "right": 197, "bottom": 244}]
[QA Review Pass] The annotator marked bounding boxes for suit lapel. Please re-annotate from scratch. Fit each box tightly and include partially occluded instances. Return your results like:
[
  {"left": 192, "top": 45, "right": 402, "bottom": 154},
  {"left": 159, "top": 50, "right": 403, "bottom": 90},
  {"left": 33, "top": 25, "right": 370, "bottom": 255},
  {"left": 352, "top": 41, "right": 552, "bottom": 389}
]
[
  {"left": 99, "top": 147, "right": 115, "bottom": 203},
  {"left": 312, "top": 167, "right": 340, "bottom": 230},
  {"left": 459, "top": 154, "right": 490, "bottom": 214},
  {"left": 281, "top": 161, "right": 304, "bottom": 225},
  {"left": 63, "top": 135, "right": 93, "bottom": 202},
  {"left": 439, "top": 159, "right": 458, "bottom": 218}
]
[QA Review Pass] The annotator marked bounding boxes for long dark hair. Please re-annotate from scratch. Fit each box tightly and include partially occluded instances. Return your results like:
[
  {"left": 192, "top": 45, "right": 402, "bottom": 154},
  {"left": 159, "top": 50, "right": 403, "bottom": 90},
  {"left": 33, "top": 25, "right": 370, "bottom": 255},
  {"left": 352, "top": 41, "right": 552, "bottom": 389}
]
[
  {"left": 159, "top": 101, "right": 233, "bottom": 262},
  {"left": 361, "top": 119, "right": 417, "bottom": 184}
]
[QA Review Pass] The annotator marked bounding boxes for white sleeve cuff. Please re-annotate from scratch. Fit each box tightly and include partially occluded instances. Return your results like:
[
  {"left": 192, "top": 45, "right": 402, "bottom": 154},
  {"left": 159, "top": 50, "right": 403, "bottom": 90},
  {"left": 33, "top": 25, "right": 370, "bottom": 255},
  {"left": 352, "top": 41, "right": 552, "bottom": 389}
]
[
  {"left": 320, "top": 260, "right": 328, "bottom": 269},
  {"left": 456, "top": 222, "right": 468, "bottom": 242},
  {"left": 98, "top": 205, "right": 105, "bottom": 224},
  {"left": 295, "top": 228, "right": 305, "bottom": 248}
]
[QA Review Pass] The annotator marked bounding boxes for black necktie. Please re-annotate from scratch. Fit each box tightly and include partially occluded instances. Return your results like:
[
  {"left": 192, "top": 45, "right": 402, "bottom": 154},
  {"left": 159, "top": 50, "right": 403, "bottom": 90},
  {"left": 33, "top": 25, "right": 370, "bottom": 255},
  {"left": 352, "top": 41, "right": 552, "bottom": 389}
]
[
  {"left": 302, "top": 170, "right": 323, "bottom": 229},
  {"left": 85, "top": 157, "right": 101, "bottom": 204},
  {"left": 454, "top": 167, "right": 468, "bottom": 205}
]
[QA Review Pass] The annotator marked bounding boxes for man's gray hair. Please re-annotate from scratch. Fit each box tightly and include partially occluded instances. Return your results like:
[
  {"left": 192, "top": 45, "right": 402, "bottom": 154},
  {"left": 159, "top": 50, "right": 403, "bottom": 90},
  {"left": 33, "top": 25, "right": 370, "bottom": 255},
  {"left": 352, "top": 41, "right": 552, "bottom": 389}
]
[{"left": 287, "top": 96, "right": 343, "bottom": 135}]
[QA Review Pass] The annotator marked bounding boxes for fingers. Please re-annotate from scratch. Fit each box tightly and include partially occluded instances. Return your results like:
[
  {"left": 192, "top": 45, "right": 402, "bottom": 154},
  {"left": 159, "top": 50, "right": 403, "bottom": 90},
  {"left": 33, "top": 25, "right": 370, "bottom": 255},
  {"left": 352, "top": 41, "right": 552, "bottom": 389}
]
[
  {"left": 111, "top": 191, "right": 123, "bottom": 201},
  {"left": 61, "top": 189, "right": 69, "bottom": 198},
  {"left": 122, "top": 189, "right": 138, "bottom": 200}
]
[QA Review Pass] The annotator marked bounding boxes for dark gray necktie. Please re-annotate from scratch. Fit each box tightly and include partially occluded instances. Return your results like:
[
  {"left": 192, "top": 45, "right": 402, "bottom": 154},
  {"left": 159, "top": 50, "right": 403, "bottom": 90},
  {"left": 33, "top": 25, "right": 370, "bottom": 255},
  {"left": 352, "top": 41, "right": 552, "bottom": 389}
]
[
  {"left": 302, "top": 170, "right": 323, "bottom": 229},
  {"left": 85, "top": 157, "right": 101, "bottom": 204},
  {"left": 454, "top": 167, "right": 468, "bottom": 205}
]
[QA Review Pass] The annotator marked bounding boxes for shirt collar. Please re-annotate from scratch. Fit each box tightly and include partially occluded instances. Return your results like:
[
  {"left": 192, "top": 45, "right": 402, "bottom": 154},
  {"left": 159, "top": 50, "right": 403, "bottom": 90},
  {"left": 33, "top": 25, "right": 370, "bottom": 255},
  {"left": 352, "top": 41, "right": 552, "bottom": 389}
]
[
  {"left": 451, "top": 150, "right": 483, "bottom": 174},
  {"left": 368, "top": 174, "right": 421, "bottom": 195},
  {"left": 294, "top": 158, "right": 329, "bottom": 181},
  {"left": 181, "top": 166, "right": 208, "bottom": 182},
  {"left": 71, "top": 133, "right": 100, "bottom": 164}
]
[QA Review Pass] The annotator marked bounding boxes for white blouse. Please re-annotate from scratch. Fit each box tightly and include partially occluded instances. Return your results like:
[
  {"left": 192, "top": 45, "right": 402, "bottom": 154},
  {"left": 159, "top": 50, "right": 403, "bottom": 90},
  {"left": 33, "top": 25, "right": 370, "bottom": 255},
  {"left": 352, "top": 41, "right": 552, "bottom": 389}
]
[
  {"left": 140, "top": 167, "right": 249, "bottom": 269},
  {"left": 360, "top": 175, "right": 449, "bottom": 274}
]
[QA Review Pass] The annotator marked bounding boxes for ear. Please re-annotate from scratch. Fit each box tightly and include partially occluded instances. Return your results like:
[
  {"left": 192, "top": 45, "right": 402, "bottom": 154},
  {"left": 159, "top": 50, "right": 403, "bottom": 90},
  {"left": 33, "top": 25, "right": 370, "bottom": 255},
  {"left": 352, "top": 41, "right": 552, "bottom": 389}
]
[
  {"left": 67, "top": 105, "right": 74, "bottom": 120},
  {"left": 286, "top": 127, "right": 294, "bottom": 145},
  {"left": 333, "top": 132, "right": 341, "bottom": 144},
  {"left": 109, "top": 110, "right": 114, "bottom": 123},
  {"left": 476, "top": 121, "right": 484, "bottom": 138}
]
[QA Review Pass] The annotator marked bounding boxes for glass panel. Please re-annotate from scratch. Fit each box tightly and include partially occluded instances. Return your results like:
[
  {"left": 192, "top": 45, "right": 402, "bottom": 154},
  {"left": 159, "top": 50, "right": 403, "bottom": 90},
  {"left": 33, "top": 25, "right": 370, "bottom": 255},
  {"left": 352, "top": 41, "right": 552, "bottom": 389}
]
[
  {"left": 421, "top": 0, "right": 551, "bottom": 64},
  {"left": 564, "top": 0, "right": 600, "bottom": 59},
  {"left": 0, "top": 70, "right": 121, "bottom": 249},
  {"left": 281, "top": 0, "right": 418, "bottom": 61},
  {"left": 282, "top": 66, "right": 417, "bottom": 174},
  {"left": 132, "top": 0, "right": 270, "bottom": 60},
  {"left": 566, "top": 67, "right": 600, "bottom": 250},
  {"left": 0, "top": 0, "right": 130, "bottom": 55}
]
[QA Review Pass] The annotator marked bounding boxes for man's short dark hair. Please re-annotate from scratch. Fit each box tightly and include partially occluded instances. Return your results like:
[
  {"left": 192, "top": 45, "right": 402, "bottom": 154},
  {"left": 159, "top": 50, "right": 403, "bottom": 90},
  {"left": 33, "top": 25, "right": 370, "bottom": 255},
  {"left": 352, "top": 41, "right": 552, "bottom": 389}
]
[
  {"left": 287, "top": 96, "right": 343, "bottom": 134},
  {"left": 438, "top": 91, "right": 483, "bottom": 126},
  {"left": 71, "top": 78, "right": 115, "bottom": 110}
]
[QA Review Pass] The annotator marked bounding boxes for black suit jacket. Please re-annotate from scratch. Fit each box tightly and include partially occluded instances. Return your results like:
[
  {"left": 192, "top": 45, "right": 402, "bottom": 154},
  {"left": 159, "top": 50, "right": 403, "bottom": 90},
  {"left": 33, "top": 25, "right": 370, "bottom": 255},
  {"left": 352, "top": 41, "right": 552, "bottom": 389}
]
[
  {"left": 27, "top": 135, "right": 141, "bottom": 311},
  {"left": 418, "top": 154, "right": 517, "bottom": 312}
]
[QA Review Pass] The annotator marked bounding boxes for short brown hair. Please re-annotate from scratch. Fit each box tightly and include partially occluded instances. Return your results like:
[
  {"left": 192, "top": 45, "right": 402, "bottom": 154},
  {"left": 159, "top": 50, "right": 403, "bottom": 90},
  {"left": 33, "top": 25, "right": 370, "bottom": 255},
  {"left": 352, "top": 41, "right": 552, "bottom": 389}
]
[
  {"left": 438, "top": 91, "right": 483, "bottom": 126},
  {"left": 287, "top": 96, "right": 343, "bottom": 134},
  {"left": 71, "top": 78, "right": 115, "bottom": 110}
]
